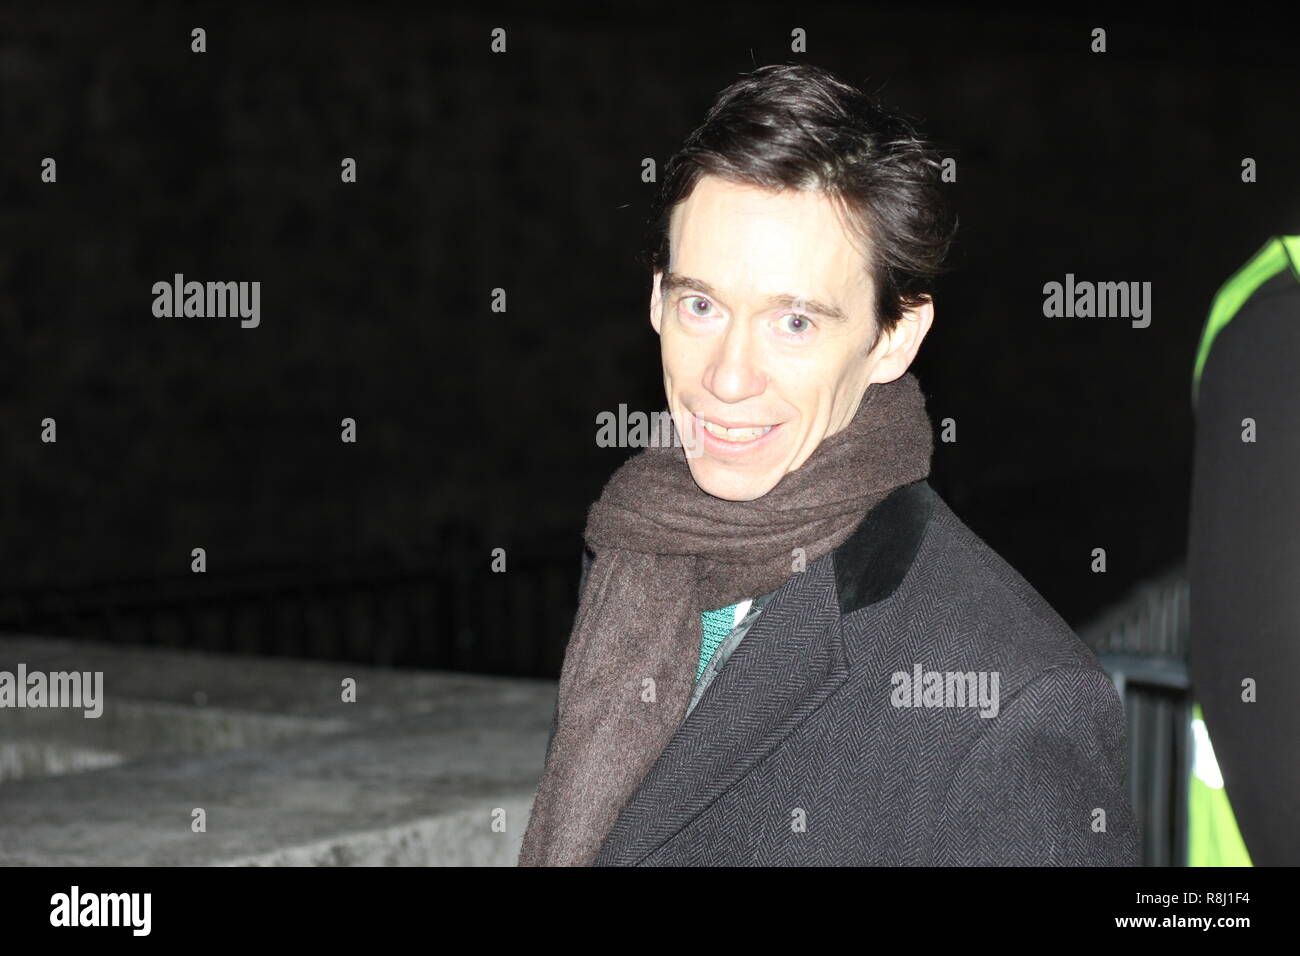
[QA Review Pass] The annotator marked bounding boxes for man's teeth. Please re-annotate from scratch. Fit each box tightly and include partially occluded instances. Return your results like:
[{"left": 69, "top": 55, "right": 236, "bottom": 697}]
[{"left": 701, "top": 419, "right": 773, "bottom": 442}]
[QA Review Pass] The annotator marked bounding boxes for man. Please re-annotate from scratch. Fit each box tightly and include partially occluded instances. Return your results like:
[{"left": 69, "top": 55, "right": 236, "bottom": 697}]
[{"left": 519, "top": 63, "right": 1139, "bottom": 866}]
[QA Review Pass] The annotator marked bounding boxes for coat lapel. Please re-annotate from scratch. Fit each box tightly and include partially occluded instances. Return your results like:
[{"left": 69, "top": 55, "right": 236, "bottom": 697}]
[
  {"left": 590, "top": 478, "right": 937, "bottom": 865},
  {"left": 592, "top": 556, "right": 849, "bottom": 865}
]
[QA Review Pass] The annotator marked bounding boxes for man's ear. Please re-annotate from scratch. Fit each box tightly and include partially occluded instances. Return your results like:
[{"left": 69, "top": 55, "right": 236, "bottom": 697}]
[
  {"left": 649, "top": 271, "right": 664, "bottom": 335},
  {"left": 867, "top": 298, "right": 934, "bottom": 384}
]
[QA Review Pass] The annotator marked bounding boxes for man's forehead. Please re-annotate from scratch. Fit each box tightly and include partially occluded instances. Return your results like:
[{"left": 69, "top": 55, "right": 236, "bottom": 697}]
[
  {"left": 668, "top": 176, "right": 872, "bottom": 306},
  {"left": 671, "top": 176, "right": 843, "bottom": 236}
]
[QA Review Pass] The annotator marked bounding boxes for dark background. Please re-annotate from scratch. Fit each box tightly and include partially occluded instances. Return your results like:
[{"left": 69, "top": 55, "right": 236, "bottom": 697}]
[{"left": 2, "top": 1, "right": 1296, "bottom": 676}]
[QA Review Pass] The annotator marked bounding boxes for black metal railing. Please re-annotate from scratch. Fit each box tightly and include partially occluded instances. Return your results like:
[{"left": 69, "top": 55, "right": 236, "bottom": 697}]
[
  {"left": 1078, "top": 564, "right": 1192, "bottom": 867},
  {"left": 0, "top": 546, "right": 582, "bottom": 679}
]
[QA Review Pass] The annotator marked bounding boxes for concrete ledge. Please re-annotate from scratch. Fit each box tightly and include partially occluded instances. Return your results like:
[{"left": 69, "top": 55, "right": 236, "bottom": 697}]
[
  {"left": 0, "top": 635, "right": 555, "bottom": 866},
  {"left": 218, "top": 800, "right": 536, "bottom": 866}
]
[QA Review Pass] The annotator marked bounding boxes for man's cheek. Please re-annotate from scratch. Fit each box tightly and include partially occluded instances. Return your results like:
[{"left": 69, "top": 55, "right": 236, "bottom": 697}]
[{"left": 666, "top": 346, "right": 697, "bottom": 377}]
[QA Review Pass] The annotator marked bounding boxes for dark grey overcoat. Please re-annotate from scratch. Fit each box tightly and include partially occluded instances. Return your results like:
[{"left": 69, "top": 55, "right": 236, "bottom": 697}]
[{"left": 552, "top": 478, "right": 1140, "bottom": 866}]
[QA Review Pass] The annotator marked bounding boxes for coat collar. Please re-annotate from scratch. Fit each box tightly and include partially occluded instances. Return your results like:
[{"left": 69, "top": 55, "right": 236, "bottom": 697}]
[
  {"left": 833, "top": 478, "right": 937, "bottom": 615},
  {"left": 592, "top": 478, "right": 938, "bottom": 865}
]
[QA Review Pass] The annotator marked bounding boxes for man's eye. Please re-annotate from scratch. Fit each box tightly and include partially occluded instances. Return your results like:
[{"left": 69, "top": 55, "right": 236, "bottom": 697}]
[
  {"left": 682, "top": 295, "right": 713, "bottom": 317},
  {"left": 780, "top": 313, "right": 815, "bottom": 335}
]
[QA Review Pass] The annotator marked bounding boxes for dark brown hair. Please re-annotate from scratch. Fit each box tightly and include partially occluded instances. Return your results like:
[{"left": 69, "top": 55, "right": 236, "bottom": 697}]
[{"left": 645, "top": 63, "right": 957, "bottom": 349}]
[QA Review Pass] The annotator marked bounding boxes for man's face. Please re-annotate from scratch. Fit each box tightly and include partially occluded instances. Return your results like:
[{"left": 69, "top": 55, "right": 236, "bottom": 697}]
[{"left": 650, "top": 174, "right": 931, "bottom": 501}]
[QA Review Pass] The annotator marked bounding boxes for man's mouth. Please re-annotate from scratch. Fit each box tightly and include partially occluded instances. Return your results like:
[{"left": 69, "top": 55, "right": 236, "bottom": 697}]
[{"left": 696, "top": 417, "right": 776, "bottom": 443}]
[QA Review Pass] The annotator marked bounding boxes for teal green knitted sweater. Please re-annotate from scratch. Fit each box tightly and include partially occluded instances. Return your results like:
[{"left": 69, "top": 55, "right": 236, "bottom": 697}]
[{"left": 698, "top": 602, "right": 742, "bottom": 681}]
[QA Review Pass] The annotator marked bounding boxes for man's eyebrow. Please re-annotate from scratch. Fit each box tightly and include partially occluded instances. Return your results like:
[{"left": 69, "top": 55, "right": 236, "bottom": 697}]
[{"left": 661, "top": 273, "right": 850, "bottom": 323}]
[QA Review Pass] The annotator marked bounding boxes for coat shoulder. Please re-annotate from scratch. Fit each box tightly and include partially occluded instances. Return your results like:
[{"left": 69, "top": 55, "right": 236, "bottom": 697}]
[{"left": 836, "top": 482, "right": 1108, "bottom": 688}]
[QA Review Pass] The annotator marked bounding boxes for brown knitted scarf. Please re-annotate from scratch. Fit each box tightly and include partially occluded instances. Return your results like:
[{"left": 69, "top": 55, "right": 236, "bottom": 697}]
[{"left": 517, "top": 371, "right": 934, "bottom": 866}]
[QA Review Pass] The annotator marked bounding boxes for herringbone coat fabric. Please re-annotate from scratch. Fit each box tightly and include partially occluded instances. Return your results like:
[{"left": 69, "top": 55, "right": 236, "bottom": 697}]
[{"left": 555, "top": 477, "right": 1140, "bottom": 866}]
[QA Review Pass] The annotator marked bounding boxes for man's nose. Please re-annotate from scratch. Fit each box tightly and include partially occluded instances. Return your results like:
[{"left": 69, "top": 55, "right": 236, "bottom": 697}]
[{"left": 703, "top": 318, "right": 767, "bottom": 404}]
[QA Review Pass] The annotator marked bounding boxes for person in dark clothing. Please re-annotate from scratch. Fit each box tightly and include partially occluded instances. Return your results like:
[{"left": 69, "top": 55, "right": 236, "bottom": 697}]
[
  {"left": 519, "top": 63, "right": 1139, "bottom": 867},
  {"left": 1189, "top": 236, "right": 1300, "bottom": 866}
]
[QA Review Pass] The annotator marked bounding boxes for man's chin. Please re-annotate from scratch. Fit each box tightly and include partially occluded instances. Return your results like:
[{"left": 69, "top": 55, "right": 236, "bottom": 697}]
[{"left": 687, "top": 461, "right": 778, "bottom": 502}]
